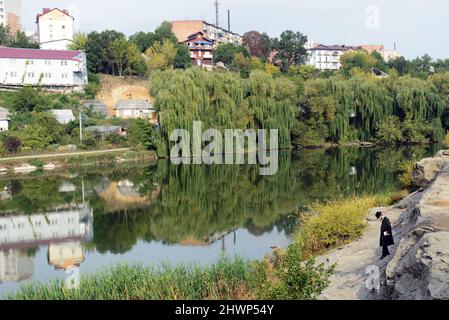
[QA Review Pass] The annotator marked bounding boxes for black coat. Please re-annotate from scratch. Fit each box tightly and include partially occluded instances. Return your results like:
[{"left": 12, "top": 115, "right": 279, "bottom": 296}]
[{"left": 380, "top": 217, "right": 394, "bottom": 247}]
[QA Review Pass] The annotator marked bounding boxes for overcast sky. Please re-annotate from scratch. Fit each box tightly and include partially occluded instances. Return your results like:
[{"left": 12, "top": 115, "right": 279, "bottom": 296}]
[{"left": 22, "top": 0, "right": 448, "bottom": 59}]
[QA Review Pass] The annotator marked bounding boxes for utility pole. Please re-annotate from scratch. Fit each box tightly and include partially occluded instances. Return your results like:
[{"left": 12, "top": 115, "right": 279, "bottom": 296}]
[
  {"left": 79, "top": 108, "right": 83, "bottom": 143},
  {"left": 214, "top": 0, "right": 220, "bottom": 27}
]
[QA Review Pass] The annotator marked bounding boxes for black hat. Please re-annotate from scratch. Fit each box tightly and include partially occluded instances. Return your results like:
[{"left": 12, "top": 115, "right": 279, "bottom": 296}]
[{"left": 375, "top": 211, "right": 382, "bottom": 219}]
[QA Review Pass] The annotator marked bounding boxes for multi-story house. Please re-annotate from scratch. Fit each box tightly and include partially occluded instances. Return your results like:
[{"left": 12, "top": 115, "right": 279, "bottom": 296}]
[
  {"left": 172, "top": 20, "right": 242, "bottom": 45},
  {"left": 0, "top": 47, "right": 88, "bottom": 92},
  {"left": 36, "top": 8, "right": 74, "bottom": 50},
  {"left": 308, "top": 44, "right": 352, "bottom": 71},
  {"left": 182, "top": 31, "right": 215, "bottom": 71},
  {"left": 0, "top": 0, "right": 21, "bottom": 34}
]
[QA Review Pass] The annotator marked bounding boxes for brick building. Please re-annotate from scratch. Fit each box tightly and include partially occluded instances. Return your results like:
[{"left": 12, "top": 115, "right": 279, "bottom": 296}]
[{"left": 182, "top": 31, "right": 215, "bottom": 70}]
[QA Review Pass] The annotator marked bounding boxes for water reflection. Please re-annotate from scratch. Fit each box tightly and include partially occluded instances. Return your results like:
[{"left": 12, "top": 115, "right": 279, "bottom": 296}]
[{"left": 0, "top": 146, "right": 439, "bottom": 294}]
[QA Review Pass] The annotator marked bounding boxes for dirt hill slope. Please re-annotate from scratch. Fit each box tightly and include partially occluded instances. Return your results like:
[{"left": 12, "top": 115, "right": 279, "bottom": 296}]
[{"left": 96, "top": 75, "right": 153, "bottom": 116}]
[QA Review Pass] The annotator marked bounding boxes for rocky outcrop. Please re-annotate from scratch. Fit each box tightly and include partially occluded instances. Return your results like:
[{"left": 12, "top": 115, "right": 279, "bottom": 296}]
[
  {"left": 317, "top": 150, "right": 449, "bottom": 300},
  {"left": 412, "top": 153, "right": 448, "bottom": 187},
  {"left": 386, "top": 154, "right": 449, "bottom": 300}
]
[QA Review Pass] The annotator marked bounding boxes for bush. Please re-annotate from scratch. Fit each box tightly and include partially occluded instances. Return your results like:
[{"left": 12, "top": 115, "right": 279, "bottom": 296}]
[
  {"left": 249, "top": 243, "right": 334, "bottom": 300},
  {"left": 30, "top": 159, "right": 44, "bottom": 168},
  {"left": 398, "top": 160, "right": 415, "bottom": 188},
  {"left": 445, "top": 132, "right": 449, "bottom": 147},
  {"left": 376, "top": 116, "right": 404, "bottom": 145},
  {"left": 295, "top": 195, "right": 391, "bottom": 257},
  {"left": 3, "top": 136, "right": 22, "bottom": 153}
]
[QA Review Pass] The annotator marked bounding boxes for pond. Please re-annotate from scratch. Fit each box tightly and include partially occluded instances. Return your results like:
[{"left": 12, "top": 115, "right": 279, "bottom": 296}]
[{"left": 0, "top": 146, "right": 439, "bottom": 296}]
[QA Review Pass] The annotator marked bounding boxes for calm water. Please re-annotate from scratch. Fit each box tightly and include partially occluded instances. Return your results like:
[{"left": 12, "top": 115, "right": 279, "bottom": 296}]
[{"left": 0, "top": 146, "right": 438, "bottom": 295}]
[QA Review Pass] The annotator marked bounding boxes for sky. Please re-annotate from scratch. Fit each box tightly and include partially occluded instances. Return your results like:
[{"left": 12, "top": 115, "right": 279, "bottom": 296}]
[{"left": 21, "top": 0, "right": 449, "bottom": 59}]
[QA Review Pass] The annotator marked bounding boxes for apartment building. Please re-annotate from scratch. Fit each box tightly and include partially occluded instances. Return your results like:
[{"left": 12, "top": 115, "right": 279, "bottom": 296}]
[
  {"left": 0, "top": 47, "right": 88, "bottom": 91},
  {"left": 36, "top": 8, "right": 74, "bottom": 50},
  {"left": 308, "top": 44, "right": 352, "bottom": 71},
  {"left": 172, "top": 20, "right": 242, "bottom": 45},
  {"left": 0, "top": 0, "right": 21, "bottom": 34}
]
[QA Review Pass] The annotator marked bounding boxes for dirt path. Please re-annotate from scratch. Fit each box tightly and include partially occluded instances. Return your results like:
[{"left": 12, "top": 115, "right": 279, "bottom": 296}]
[{"left": 0, "top": 148, "right": 131, "bottom": 162}]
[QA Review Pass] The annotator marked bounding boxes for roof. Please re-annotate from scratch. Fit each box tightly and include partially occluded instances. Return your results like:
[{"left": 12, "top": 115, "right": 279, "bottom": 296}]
[
  {"left": 115, "top": 100, "right": 154, "bottom": 110},
  {"left": 85, "top": 126, "right": 122, "bottom": 133},
  {"left": 310, "top": 44, "right": 353, "bottom": 51},
  {"left": 49, "top": 109, "right": 75, "bottom": 123},
  {"left": 0, "top": 107, "right": 10, "bottom": 120},
  {"left": 0, "top": 47, "right": 83, "bottom": 61},
  {"left": 36, "top": 8, "right": 74, "bottom": 22}
]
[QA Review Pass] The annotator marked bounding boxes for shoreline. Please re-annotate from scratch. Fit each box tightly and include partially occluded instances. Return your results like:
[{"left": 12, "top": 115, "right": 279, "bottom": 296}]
[{"left": 0, "top": 149, "right": 157, "bottom": 177}]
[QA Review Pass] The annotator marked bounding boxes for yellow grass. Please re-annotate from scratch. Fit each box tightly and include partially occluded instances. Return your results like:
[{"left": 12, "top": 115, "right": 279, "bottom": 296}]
[{"left": 295, "top": 195, "right": 391, "bottom": 257}]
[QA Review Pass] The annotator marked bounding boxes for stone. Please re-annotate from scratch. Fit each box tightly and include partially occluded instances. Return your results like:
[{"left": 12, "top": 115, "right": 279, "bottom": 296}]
[
  {"left": 14, "top": 164, "right": 38, "bottom": 173},
  {"left": 435, "top": 150, "right": 449, "bottom": 158},
  {"left": 44, "top": 162, "right": 57, "bottom": 171},
  {"left": 412, "top": 157, "right": 448, "bottom": 187},
  {"left": 388, "top": 232, "right": 449, "bottom": 300}
]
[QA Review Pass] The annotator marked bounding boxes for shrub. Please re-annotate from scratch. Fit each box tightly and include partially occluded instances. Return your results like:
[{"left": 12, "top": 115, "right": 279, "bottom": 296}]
[
  {"left": 3, "top": 136, "right": 22, "bottom": 153},
  {"left": 398, "top": 160, "right": 415, "bottom": 188},
  {"left": 295, "top": 195, "right": 390, "bottom": 257},
  {"left": 30, "top": 159, "right": 44, "bottom": 168},
  {"left": 249, "top": 243, "right": 334, "bottom": 300}
]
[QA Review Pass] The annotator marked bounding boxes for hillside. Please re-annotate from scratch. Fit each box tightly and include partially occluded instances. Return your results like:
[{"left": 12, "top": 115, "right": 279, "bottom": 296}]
[{"left": 96, "top": 75, "right": 154, "bottom": 116}]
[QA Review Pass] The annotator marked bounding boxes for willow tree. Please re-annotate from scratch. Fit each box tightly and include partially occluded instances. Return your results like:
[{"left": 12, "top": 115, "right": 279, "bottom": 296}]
[
  {"left": 149, "top": 68, "right": 297, "bottom": 154},
  {"left": 349, "top": 75, "right": 393, "bottom": 141},
  {"left": 393, "top": 76, "right": 445, "bottom": 142}
]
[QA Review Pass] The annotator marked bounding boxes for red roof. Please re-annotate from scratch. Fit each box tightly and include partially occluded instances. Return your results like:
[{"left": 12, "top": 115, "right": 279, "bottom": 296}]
[
  {"left": 0, "top": 47, "right": 83, "bottom": 60},
  {"left": 36, "top": 8, "right": 74, "bottom": 22}
]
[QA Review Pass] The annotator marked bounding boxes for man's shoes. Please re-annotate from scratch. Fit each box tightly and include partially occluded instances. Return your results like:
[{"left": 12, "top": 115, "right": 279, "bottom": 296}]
[{"left": 380, "top": 254, "right": 390, "bottom": 260}]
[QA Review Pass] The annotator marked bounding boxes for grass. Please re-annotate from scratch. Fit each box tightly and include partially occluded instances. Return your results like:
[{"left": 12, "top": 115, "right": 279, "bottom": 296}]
[
  {"left": 295, "top": 195, "right": 392, "bottom": 257},
  {"left": 7, "top": 252, "right": 335, "bottom": 301},
  {"left": 9, "top": 259, "right": 252, "bottom": 300}
]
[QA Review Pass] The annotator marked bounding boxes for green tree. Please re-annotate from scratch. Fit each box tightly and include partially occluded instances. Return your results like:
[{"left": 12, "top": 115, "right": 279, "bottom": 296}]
[
  {"left": 68, "top": 32, "right": 87, "bottom": 50},
  {"left": 145, "top": 39, "right": 177, "bottom": 72},
  {"left": 214, "top": 43, "right": 249, "bottom": 66},
  {"left": 85, "top": 30, "right": 126, "bottom": 74},
  {"left": 129, "top": 31, "right": 155, "bottom": 53},
  {"left": 12, "top": 87, "right": 44, "bottom": 112},
  {"left": 275, "top": 31, "right": 308, "bottom": 72},
  {"left": 173, "top": 44, "right": 191, "bottom": 69}
]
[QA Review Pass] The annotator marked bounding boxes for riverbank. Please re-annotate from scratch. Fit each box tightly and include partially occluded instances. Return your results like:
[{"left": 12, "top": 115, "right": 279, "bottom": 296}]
[
  {"left": 317, "top": 150, "right": 449, "bottom": 300},
  {"left": 0, "top": 149, "right": 157, "bottom": 176}
]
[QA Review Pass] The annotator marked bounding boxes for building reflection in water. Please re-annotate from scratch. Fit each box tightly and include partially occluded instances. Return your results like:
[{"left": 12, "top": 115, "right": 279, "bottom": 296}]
[{"left": 0, "top": 203, "right": 93, "bottom": 284}]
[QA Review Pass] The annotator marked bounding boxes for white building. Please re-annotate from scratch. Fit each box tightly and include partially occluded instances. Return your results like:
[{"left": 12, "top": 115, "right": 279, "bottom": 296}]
[
  {"left": 36, "top": 8, "right": 74, "bottom": 50},
  {"left": 0, "top": 106, "right": 10, "bottom": 131},
  {"left": 0, "top": 205, "right": 94, "bottom": 249},
  {"left": 307, "top": 44, "right": 352, "bottom": 71},
  {"left": 0, "top": 249, "right": 33, "bottom": 283},
  {"left": 115, "top": 99, "right": 158, "bottom": 122},
  {"left": 0, "top": 47, "right": 88, "bottom": 91}
]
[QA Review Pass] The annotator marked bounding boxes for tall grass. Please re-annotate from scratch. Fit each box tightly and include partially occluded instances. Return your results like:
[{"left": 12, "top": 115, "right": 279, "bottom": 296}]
[
  {"left": 295, "top": 195, "right": 391, "bottom": 257},
  {"left": 8, "top": 254, "right": 335, "bottom": 301},
  {"left": 9, "top": 258, "right": 252, "bottom": 300}
]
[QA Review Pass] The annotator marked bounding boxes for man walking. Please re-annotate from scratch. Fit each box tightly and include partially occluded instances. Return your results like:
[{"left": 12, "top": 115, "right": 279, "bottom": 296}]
[{"left": 376, "top": 211, "right": 394, "bottom": 260}]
